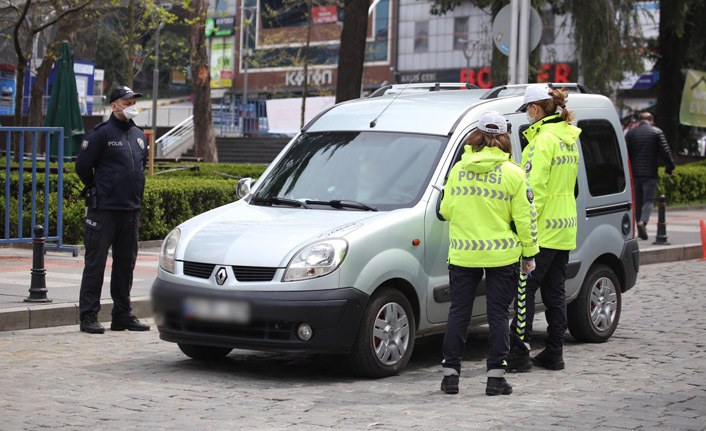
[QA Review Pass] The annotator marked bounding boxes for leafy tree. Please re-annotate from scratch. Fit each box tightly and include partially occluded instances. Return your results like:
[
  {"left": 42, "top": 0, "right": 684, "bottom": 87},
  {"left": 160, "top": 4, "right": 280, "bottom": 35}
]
[
  {"left": 428, "top": 0, "right": 644, "bottom": 95},
  {"left": 656, "top": 0, "right": 706, "bottom": 153},
  {"left": 94, "top": 0, "right": 181, "bottom": 89},
  {"left": 2, "top": 0, "right": 92, "bottom": 158},
  {"left": 186, "top": 0, "right": 217, "bottom": 162}
]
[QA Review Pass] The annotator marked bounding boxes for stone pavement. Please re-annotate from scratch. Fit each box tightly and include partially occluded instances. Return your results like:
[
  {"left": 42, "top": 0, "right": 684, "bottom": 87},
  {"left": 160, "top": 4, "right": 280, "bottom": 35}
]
[
  {"left": 0, "top": 259, "right": 704, "bottom": 430},
  {"left": 0, "top": 205, "right": 705, "bottom": 331}
]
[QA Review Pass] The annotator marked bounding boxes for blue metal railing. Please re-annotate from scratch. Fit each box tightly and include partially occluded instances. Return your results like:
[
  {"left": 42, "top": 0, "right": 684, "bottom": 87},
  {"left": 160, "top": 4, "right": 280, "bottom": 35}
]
[
  {"left": 218, "top": 98, "right": 270, "bottom": 136},
  {"left": 1, "top": 127, "right": 77, "bottom": 255}
]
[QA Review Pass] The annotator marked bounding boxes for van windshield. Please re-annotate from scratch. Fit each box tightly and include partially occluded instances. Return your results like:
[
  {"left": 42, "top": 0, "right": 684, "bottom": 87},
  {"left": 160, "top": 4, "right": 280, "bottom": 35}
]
[{"left": 252, "top": 131, "right": 447, "bottom": 211}]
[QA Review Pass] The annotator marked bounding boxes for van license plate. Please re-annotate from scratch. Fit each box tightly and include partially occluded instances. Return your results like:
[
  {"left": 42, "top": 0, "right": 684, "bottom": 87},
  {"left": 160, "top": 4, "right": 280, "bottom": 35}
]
[{"left": 183, "top": 297, "right": 250, "bottom": 324}]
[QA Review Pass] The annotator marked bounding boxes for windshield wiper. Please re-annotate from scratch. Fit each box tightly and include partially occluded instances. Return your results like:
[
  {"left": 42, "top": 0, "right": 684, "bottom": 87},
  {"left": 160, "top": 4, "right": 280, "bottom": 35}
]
[
  {"left": 305, "top": 199, "right": 378, "bottom": 211},
  {"left": 251, "top": 196, "right": 311, "bottom": 209}
]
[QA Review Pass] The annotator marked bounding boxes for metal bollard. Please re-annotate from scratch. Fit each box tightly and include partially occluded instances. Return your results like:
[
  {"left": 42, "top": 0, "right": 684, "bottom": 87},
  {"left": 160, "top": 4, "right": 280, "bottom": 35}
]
[
  {"left": 652, "top": 195, "right": 670, "bottom": 245},
  {"left": 25, "top": 225, "right": 52, "bottom": 303}
]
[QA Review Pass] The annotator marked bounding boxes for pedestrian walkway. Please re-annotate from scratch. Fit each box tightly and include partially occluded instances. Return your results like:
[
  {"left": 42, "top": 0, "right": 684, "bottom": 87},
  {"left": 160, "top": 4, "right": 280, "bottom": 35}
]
[{"left": 1, "top": 205, "right": 705, "bottom": 332}]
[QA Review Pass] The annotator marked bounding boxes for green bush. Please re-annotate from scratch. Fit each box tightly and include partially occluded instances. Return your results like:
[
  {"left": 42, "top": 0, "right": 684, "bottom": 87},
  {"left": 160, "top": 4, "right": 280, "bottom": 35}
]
[
  {"left": 657, "top": 165, "right": 706, "bottom": 206},
  {"left": 0, "top": 163, "right": 262, "bottom": 245}
]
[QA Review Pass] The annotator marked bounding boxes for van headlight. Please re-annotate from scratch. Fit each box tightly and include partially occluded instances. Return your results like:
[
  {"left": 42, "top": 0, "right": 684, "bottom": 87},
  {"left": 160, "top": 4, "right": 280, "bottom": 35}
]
[
  {"left": 159, "top": 228, "right": 180, "bottom": 273},
  {"left": 283, "top": 239, "right": 348, "bottom": 282}
]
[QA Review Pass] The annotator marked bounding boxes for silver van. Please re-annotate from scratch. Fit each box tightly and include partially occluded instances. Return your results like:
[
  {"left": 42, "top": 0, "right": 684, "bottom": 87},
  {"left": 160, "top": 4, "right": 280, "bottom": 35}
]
[{"left": 152, "top": 83, "right": 639, "bottom": 377}]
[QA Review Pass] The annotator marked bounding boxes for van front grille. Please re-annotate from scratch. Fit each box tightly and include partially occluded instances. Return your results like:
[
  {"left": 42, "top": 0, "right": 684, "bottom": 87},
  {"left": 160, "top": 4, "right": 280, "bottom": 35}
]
[
  {"left": 232, "top": 266, "right": 278, "bottom": 282},
  {"left": 183, "top": 261, "right": 216, "bottom": 279}
]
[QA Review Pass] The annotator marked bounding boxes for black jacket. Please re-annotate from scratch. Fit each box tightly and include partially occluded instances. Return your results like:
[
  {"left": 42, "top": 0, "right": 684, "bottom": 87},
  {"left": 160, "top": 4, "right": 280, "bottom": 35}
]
[
  {"left": 625, "top": 121, "right": 675, "bottom": 178},
  {"left": 76, "top": 114, "right": 148, "bottom": 210}
]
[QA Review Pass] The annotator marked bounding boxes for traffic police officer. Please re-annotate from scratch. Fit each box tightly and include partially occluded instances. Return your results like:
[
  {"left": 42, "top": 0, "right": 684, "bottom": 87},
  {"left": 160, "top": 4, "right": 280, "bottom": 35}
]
[
  {"left": 439, "top": 111, "right": 539, "bottom": 396},
  {"left": 507, "top": 85, "right": 582, "bottom": 371},
  {"left": 76, "top": 86, "right": 150, "bottom": 334}
]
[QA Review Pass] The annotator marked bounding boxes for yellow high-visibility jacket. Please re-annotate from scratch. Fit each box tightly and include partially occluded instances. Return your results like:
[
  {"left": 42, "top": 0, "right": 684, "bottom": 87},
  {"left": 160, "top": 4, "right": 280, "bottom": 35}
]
[
  {"left": 521, "top": 114, "right": 582, "bottom": 250},
  {"left": 441, "top": 145, "right": 539, "bottom": 268}
]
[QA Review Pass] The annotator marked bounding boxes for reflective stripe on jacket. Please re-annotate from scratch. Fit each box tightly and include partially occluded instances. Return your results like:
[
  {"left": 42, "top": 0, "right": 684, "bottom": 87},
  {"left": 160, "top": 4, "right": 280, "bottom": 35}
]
[
  {"left": 441, "top": 145, "right": 539, "bottom": 268},
  {"left": 521, "top": 114, "right": 581, "bottom": 250}
]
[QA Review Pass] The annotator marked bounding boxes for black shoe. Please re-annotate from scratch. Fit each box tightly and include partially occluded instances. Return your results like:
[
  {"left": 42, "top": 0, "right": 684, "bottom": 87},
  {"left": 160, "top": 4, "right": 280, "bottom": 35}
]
[
  {"left": 532, "top": 347, "right": 565, "bottom": 370},
  {"left": 80, "top": 314, "right": 105, "bottom": 334},
  {"left": 637, "top": 221, "right": 648, "bottom": 240},
  {"left": 111, "top": 315, "right": 150, "bottom": 331},
  {"left": 486, "top": 377, "right": 513, "bottom": 396},
  {"left": 506, "top": 341, "right": 532, "bottom": 373},
  {"left": 441, "top": 375, "right": 459, "bottom": 395}
]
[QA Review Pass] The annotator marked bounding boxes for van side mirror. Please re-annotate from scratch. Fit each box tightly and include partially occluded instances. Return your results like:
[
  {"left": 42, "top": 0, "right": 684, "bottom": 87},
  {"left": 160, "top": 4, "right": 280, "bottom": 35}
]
[
  {"left": 236, "top": 177, "right": 255, "bottom": 199},
  {"left": 431, "top": 184, "right": 446, "bottom": 221}
]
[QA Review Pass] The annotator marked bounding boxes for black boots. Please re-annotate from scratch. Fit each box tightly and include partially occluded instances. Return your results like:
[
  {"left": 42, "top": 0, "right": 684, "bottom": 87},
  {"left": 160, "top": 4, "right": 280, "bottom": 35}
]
[
  {"left": 441, "top": 374, "right": 459, "bottom": 395},
  {"left": 486, "top": 377, "right": 513, "bottom": 396},
  {"left": 80, "top": 314, "right": 105, "bottom": 334},
  {"left": 110, "top": 315, "right": 150, "bottom": 331},
  {"left": 532, "top": 347, "right": 565, "bottom": 370},
  {"left": 506, "top": 338, "right": 532, "bottom": 373}
]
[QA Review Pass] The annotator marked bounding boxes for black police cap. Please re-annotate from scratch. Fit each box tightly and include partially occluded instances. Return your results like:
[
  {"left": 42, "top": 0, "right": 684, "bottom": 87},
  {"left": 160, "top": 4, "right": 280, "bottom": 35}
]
[{"left": 109, "top": 86, "right": 143, "bottom": 103}]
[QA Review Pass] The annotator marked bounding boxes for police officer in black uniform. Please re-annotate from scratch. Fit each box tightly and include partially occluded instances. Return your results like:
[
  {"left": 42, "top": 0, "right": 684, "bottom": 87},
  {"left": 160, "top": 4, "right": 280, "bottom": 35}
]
[{"left": 76, "top": 86, "right": 150, "bottom": 334}]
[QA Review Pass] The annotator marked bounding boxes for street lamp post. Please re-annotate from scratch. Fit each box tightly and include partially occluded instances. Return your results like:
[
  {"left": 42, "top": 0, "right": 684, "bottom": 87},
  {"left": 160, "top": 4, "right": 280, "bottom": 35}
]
[{"left": 151, "top": 21, "right": 163, "bottom": 160}]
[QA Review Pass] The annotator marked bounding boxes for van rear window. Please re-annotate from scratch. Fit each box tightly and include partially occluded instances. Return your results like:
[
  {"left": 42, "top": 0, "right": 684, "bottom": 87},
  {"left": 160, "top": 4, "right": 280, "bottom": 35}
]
[{"left": 577, "top": 119, "right": 626, "bottom": 196}]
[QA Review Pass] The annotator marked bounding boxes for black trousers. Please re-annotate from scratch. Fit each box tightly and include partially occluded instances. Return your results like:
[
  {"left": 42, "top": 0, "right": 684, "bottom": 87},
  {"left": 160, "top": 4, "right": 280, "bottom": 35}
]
[
  {"left": 633, "top": 176, "right": 658, "bottom": 224},
  {"left": 79, "top": 209, "right": 140, "bottom": 320},
  {"left": 510, "top": 247, "right": 569, "bottom": 350},
  {"left": 441, "top": 263, "right": 517, "bottom": 375}
]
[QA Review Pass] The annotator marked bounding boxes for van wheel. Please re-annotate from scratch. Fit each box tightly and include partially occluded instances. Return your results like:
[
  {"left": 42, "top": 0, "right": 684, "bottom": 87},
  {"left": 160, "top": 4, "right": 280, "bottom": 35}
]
[
  {"left": 178, "top": 343, "right": 232, "bottom": 360},
  {"left": 348, "top": 287, "right": 416, "bottom": 378},
  {"left": 568, "top": 264, "right": 621, "bottom": 343}
]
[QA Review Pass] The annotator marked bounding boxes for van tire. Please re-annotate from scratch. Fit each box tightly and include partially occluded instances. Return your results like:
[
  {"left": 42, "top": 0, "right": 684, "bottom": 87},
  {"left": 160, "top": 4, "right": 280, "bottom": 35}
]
[
  {"left": 178, "top": 343, "right": 232, "bottom": 360},
  {"left": 568, "top": 264, "right": 621, "bottom": 343},
  {"left": 348, "top": 287, "right": 416, "bottom": 378}
]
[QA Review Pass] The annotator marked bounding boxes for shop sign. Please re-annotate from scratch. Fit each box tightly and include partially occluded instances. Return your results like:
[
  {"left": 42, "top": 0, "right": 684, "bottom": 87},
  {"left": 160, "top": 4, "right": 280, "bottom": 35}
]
[
  {"left": 285, "top": 69, "right": 334, "bottom": 86},
  {"left": 312, "top": 6, "right": 338, "bottom": 24},
  {"left": 214, "top": 16, "right": 235, "bottom": 36}
]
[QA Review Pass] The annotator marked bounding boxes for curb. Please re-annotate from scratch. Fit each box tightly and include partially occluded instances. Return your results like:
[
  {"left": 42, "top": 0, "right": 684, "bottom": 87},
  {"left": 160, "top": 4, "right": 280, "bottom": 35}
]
[
  {"left": 0, "top": 297, "right": 152, "bottom": 332},
  {"left": 639, "top": 243, "right": 703, "bottom": 265},
  {"left": 1, "top": 244, "right": 704, "bottom": 332},
  {"left": 4, "top": 239, "right": 164, "bottom": 254}
]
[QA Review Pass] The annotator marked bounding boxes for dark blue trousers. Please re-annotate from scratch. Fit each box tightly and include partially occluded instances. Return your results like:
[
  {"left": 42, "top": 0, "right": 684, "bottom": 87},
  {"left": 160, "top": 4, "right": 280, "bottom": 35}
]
[
  {"left": 79, "top": 209, "right": 140, "bottom": 320},
  {"left": 510, "top": 247, "right": 569, "bottom": 350},
  {"left": 441, "top": 263, "right": 517, "bottom": 374}
]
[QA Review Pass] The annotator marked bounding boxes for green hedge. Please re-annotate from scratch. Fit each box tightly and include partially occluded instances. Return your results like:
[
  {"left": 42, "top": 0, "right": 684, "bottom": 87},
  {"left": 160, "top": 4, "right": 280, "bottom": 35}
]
[
  {"left": 1, "top": 163, "right": 267, "bottom": 245},
  {"left": 656, "top": 165, "right": 706, "bottom": 206}
]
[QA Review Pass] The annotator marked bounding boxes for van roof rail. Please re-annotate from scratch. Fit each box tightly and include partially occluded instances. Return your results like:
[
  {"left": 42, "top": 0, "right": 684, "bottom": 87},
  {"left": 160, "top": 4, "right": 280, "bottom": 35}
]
[
  {"left": 479, "top": 83, "right": 592, "bottom": 100},
  {"left": 369, "top": 82, "right": 480, "bottom": 97}
]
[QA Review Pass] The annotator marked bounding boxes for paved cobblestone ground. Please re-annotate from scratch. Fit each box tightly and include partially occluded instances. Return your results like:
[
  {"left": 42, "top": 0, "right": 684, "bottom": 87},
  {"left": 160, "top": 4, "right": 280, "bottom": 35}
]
[{"left": 1, "top": 260, "right": 705, "bottom": 430}]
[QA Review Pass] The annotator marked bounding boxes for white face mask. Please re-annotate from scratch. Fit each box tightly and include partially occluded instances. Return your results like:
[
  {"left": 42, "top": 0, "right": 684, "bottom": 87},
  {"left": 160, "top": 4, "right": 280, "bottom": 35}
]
[
  {"left": 116, "top": 104, "right": 139, "bottom": 120},
  {"left": 526, "top": 105, "right": 538, "bottom": 124}
]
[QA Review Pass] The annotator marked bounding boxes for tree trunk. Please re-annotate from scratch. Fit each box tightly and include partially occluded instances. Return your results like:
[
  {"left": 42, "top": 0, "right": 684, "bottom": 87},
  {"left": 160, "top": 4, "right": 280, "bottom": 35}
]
[
  {"left": 335, "top": 0, "right": 369, "bottom": 103},
  {"left": 126, "top": 0, "right": 136, "bottom": 88},
  {"left": 188, "top": 0, "right": 217, "bottom": 163},
  {"left": 28, "top": 45, "right": 59, "bottom": 128},
  {"left": 656, "top": 0, "right": 685, "bottom": 153}
]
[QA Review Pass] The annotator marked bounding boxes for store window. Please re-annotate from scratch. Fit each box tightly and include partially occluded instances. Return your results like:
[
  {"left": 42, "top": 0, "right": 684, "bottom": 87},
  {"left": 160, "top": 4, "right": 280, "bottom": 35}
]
[
  {"left": 414, "top": 21, "right": 429, "bottom": 53},
  {"left": 453, "top": 17, "right": 469, "bottom": 50},
  {"left": 542, "top": 10, "right": 555, "bottom": 45}
]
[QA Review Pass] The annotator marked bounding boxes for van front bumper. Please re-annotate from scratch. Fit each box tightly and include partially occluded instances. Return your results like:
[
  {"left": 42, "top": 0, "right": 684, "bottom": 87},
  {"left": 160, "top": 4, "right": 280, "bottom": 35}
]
[{"left": 151, "top": 278, "right": 369, "bottom": 354}]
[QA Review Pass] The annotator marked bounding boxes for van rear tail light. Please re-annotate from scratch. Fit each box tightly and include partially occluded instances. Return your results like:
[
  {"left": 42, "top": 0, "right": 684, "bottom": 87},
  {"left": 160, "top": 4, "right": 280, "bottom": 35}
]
[{"left": 627, "top": 158, "right": 636, "bottom": 238}]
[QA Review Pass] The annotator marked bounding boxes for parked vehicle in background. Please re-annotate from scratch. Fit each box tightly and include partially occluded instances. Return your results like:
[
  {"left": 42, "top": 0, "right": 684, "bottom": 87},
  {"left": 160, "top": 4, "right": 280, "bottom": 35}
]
[{"left": 152, "top": 83, "right": 639, "bottom": 377}]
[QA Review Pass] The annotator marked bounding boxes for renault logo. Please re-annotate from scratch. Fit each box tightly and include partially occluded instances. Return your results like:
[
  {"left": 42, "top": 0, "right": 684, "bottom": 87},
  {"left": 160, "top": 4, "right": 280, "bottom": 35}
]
[{"left": 215, "top": 267, "right": 228, "bottom": 285}]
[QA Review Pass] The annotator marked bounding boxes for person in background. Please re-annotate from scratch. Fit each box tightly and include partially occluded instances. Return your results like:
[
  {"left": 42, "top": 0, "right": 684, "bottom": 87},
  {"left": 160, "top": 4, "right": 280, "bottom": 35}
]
[
  {"left": 507, "top": 85, "right": 581, "bottom": 372},
  {"left": 439, "top": 111, "right": 538, "bottom": 396},
  {"left": 625, "top": 112, "right": 675, "bottom": 240}
]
